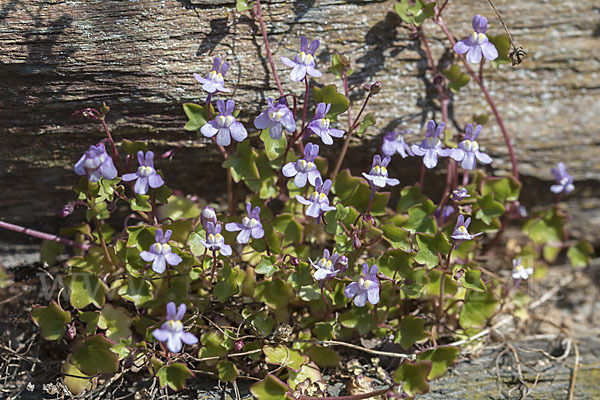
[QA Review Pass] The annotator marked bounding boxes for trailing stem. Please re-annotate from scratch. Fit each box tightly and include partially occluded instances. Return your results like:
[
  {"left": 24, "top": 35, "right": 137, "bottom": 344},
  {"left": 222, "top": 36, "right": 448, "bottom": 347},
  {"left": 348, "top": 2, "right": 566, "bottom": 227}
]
[
  {"left": 331, "top": 71, "right": 354, "bottom": 179},
  {"left": 434, "top": 15, "right": 519, "bottom": 180},
  {"left": 252, "top": 0, "right": 284, "bottom": 97},
  {"left": 0, "top": 220, "right": 90, "bottom": 251}
]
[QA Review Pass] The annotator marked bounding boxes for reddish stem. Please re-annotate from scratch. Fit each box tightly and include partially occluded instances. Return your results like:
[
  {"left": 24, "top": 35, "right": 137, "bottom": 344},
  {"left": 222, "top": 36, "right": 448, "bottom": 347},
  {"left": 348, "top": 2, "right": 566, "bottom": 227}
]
[
  {"left": 297, "top": 386, "right": 393, "bottom": 400},
  {"left": 0, "top": 220, "right": 90, "bottom": 250},
  {"left": 331, "top": 71, "right": 354, "bottom": 179},
  {"left": 252, "top": 0, "right": 284, "bottom": 97}
]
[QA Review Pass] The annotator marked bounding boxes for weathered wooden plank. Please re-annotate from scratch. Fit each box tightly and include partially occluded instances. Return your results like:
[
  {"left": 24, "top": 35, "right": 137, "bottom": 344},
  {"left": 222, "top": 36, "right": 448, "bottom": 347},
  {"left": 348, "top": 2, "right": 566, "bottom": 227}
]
[{"left": 0, "top": 0, "right": 598, "bottom": 241}]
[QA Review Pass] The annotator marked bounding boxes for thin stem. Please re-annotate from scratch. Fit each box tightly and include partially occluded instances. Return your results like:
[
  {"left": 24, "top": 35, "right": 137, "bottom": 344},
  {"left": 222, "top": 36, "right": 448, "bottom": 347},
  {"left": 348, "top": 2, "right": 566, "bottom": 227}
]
[
  {"left": 211, "top": 250, "right": 218, "bottom": 283},
  {"left": 252, "top": 0, "right": 284, "bottom": 97},
  {"left": 350, "top": 93, "right": 373, "bottom": 131},
  {"left": 419, "top": 163, "right": 426, "bottom": 187},
  {"left": 301, "top": 77, "right": 310, "bottom": 132},
  {"left": 99, "top": 118, "right": 118, "bottom": 160},
  {"left": 486, "top": 0, "right": 517, "bottom": 49},
  {"left": 0, "top": 220, "right": 90, "bottom": 250},
  {"left": 331, "top": 71, "right": 354, "bottom": 179},
  {"left": 366, "top": 185, "right": 376, "bottom": 215},
  {"left": 438, "top": 243, "right": 455, "bottom": 322},
  {"left": 262, "top": 236, "right": 271, "bottom": 256},
  {"left": 435, "top": 17, "right": 519, "bottom": 180}
]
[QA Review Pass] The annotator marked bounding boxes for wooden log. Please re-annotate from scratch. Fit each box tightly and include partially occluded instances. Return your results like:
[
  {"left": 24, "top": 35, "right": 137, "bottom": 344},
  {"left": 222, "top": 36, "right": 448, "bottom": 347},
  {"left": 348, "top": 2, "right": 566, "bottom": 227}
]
[{"left": 0, "top": 0, "right": 598, "bottom": 243}]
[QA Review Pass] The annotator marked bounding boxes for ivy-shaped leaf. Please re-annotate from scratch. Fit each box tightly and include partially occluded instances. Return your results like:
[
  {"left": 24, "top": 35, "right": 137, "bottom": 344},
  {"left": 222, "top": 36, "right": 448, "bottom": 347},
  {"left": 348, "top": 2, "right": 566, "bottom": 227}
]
[
  {"left": 356, "top": 113, "right": 375, "bottom": 137},
  {"left": 312, "top": 85, "right": 349, "bottom": 119},
  {"left": 217, "top": 360, "right": 239, "bottom": 382},
  {"left": 460, "top": 268, "right": 486, "bottom": 292},
  {"left": 381, "top": 224, "right": 411, "bottom": 253},
  {"left": 214, "top": 264, "right": 240, "bottom": 303},
  {"left": 117, "top": 276, "right": 153, "bottom": 306},
  {"left": 417, "top": 346, "right": 460, "bottom": 380},
  {"left": 183, "top": 102, "right": 211, "bottom": 131},
  {"left": 328, "top": 53, "right": 352, "bottom": 78},
  {"left": 264, "top": 345, "right": 308, "bottom": 372},
  {"left": 65, "top": 271, "right": 109, "bottom": 309},
  {"left": 488, "top": 35, "right": 512, "bottom": 68},
  {"left": 443, "top": 65, "right": 470, "bottom": 93},
  {"left": 273, "top": 213, "right": 303, "bottom": 246},
  {"left": 72, "top": 335, "right": 119, "bottom": 375},
  {"left": 395, "top": 315, "right": 430, "bottom": 350},
  {"left": 98, "top": 304, "right": 132, "bottom": 341},
  {"left": 475, "top": 192, "right": 505, "bottom": 225},
  {"left": 402, "top": 200, "right": 437, "bottom": 234},
  {"left": 250, "top": 374, "right": 292, "bottom": 400},
  {"left": 459, "top": 289, "right": 499, "bottom": 329},
  {"left": 32, "top": 300, "right": 71, "bottom": 340},
  {"left": 222, "top": 141, "right": 260, "bottom": 184},
  {"left": 415, "top": 232, "right": 451, "bottom": 269},
  {"left": 260, "top": 128, "right": 287, "bottom": 161},
  {"left": 157, "top": 363, "right": 194, "bottom": 391},
  {"left": 481, "top": 176, "right": 521, "bottom": 203},
  {"left": 567, "top": 240, "right": 594, "bottom": 267},
  {"left": 236, "top": 0, "right": 255, "bottom": 12},
  {"left": 393, "top": 360, "right": 432, "bottom": 396}
]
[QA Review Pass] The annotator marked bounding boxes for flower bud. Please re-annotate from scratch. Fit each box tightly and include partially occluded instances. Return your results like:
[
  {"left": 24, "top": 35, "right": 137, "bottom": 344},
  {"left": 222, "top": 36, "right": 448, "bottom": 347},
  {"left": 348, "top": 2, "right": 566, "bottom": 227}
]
[
  {"left": 353, "top": 235, "right": 361, "bottom": 249},
  {"left": 60, "top": 203, "right": 75, "bottom": 218},
  {"left": 67, "top": 324, "right": 76, "bottom": 340},
  {"left": 363, "top": 213, "right": 374, "bottom": 224},
  {"left": 370, "top": 81, "right": 382, "bottom": 95},
  {"left": 201, "top": 207, "right": 217, "bottom": 230},
  {"left": 336, "top": 255, "right": 349, "bottom": 273},
  {"left": 234, "top": 340, "right": 244, "bottom": 351},
  {"left": 289, "top": 256, "right": 299, "bottom": 267}
]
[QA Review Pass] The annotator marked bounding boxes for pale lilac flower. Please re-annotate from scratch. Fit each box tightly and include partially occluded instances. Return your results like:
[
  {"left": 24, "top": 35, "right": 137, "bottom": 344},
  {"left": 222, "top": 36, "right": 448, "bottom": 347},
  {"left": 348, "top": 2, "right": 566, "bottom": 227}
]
[
  {"left": 453, "top": 15, "right": 498, "bottom": 64},
  {"left": 254, "top": 98, "right": 296, "bottom": 140},
  {"left": 550, "top": 162, "right": 575, "bottom": 194},
  {"left": 200, "top": 206, "right": 217, "bottom": 230},
  {"left": 282, "top": 142, "right": 321, "bottom": 188},
  {"left": 310, "top": 249, "right": 341, "bottom": 282},
  {"left": 450, "top": 124, "right": 493, "bottom": 170},
  {"left": 435, "top": 205, "right": 455, "bottom": 224},
  {"left": 280, "top": 36, "right": 322, "bottom": 82},
  {"left": 451, "top": 187, "right": 470, "bottom": 201},
  {"left": 201, "top": 99, "right": 247, "bottom": 146},
  {"left": 362, "top": 155, "right": 400, "bottom": 188},
  {"left": 225, "top": 203, "right": 264, "bottom": 244},
  {"left": 295, "top": 177, "right": 336, "bottom": 219},
  {"left": 193, "top": 57, "right": 230, "bottom": 94},
  {"left": 511, "top": 257, "right": 533, "bottom": 280},
  {"left": 140, "top": 229, "right": 182, "bottom": 274},
  {"left": 343, "top": 263, "right": 380, "bottom": 307},
  {"left": 200, "top": 222, "right": 232, "bottom": 256},
  {"left": 382, "top": 131, "right": 414, "bottom": 158},
  {"left": 451, "top": 214, "right": 482, "bottom": 243},
  {"left": 306, "top": 103, "right": 345, "bottom": 145},
  {"left": 122, "top": 151, "right": 164, "bottom": 195},
  {"left": 411, "top": 121, "right": 453, "bottom": 169},
  {"left": 74, "top": 144, "right": 118, "bottom": 182},
  {"left": 152, "top": 302, "right": 198, "bottom": 353}
]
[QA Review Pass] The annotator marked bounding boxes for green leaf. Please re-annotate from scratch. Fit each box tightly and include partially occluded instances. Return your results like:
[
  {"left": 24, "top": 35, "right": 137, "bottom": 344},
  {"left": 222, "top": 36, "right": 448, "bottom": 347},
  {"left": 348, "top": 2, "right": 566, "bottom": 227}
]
[
  {"left": 62, "top": 360, "right": 94, "bottom": 395},
  {"left": 333, "top": 169, "right": 389, "bottom": 215},
  {"left": 236, "top": 0, "right": 255, "bottom": 12},
  {"left": 339, "top": 308, "right": 376, "bottom": 335},
  {"left": 121, "top": 139, "right": 148, "bottom": 155},
  {"left": 79, "top": 311, "right": 99, "bottom": 334},
  {"left": 393, "top": 360, "right": 432, "bottom": 395},
  {"left": 409, "top": 0, "right": 435, "bottom": 26},
  {"left": 187, "top": 230, "right": 207, "bottom": 257},
  {"left": 312, "top": 85, "right": 349, "bottom": 119},
  {"left": 522, "top": 208, "right": 567, "bottom": 246},
  {"left": 264, "top": 345, "right": 308, "bottom": 372},
  {"left": 254, "top": 279, "right": 294, "bottom": 310},
  {"left": 488, "top": 35, "right": 512, "bottom": 68},
  {"left": 72, "top": 335, "right": 119, "bottom": 375},
  {"left": 183, "top": 102, "right": 211, "bottom": 131},
  {"left": 396, "top": 315, "right": 430, "bottom": 350},
  {"left": 394, "top": 0, "right": 412, "bottom": 24},
  {"left": 415, "top": 233, "right": 451, "bottom": 269},
  {"left": 214, "top": 264, "right": 239, "bottom": 302},
  {"left": 312, "top": 322, "right": 334, "bottom": 340},
  {"left": 356, "top": 113, "right": 375, "bottom": 137},
  {"left": 111, "top": 338, "right": 132, "bottom": 360},
  {"left": 117, "top": 276, "right": 153, "bottom": 306},
  {"left": 65, "top": 271, "right": 109, "bottom": 309},
  {"left": 256, "top": 255, "right": 279, "bottom": 278},
  {"left": 417, "top": 346, "right": 460, "bottom": 380},
  {"left": 32, "top": 301, "right": 71, "bottom": 340},
  {"left": 98, "top": 304, "right": 132, "bottom": 341},
  {"left": 250, "top": 374, "right": 292, "bottom": 400},
  {"left": 475, "top": 192, "right": 505, "bottom": 225},
  {"left": 158, "top": 195, "right": 201, "bottom": 221},
  {"left": 273, "top": 213, "right": 303, "bottom": 246},
  {"left": 402, "top": 201, "right": 437, "bottom": 234},
  {"left": 306, "top": 345, "right": 341, "bottom": 368},
  {"left": 459, "top": 289, "right": 499, "bottom": 329},
  {"left": 443, "top": 64, "right": 470, "bottom": 93},
  {"left": 288, "top": 362, "right": 324, "bottom": 391},
  {"left": 131, "top": 194, "right": 152, "bottom": 212},
  {"left": 397, "top": 185, "right": 427, "bottom": 213},
  {"left": 481, "top": 176, "right": 521, "bottom": 203},
  {"left": 217, "top": 360, "right": 239, "bottom": 382},
  {"left": 260, "top": 128, "right": 288, "bottom": 161},
  {"left": 198, "top": 331, "right": 228, "bottom": 361},
  {"left": 381, "top": 224, "right": 411, "bottom": 253},
  {"left": 157, "top": 363, "right": 194, "bottom": 391},
  {"left": 222, "top": 141, "right": 260, "bottom": 183},
  {"left": 460, "top": 268, "right": 486, "bottom": 292},
  {"left": 126, "top": 226, "right": 156, "bottom": 251},
  {"left": 567, "top": 240, "right": 594, "bottom": 267},
  {"left": 40, "top": 240, "right": 64, "bottom": 267}
]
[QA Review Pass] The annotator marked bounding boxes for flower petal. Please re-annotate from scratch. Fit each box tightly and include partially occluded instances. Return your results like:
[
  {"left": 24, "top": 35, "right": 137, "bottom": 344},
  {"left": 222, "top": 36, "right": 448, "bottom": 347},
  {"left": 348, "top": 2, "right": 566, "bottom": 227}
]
[{"left": 152, "top": 256, "right": 167, "bottom": 274}]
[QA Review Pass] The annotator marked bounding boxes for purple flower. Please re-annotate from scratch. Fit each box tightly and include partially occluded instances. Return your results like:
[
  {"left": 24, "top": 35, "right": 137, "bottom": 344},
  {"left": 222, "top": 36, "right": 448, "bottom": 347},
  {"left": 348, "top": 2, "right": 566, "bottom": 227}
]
[
  {"left": 310, "top": 249, "right": 341, "bottom": 282},
  {"left": 450, "top": 124, "right": 493, "bottom": 170},
  {"left": 550, "top": 162, "right": 574, "bottom": 194},
  {"left": 411, "top": 121, "right": 453, "bottom": 169},
  {"left": 362, "top": 155, "right": 400, "bottom": 188},
  {"left": 282, "top": 142, "right": 321, "bottom": 188},
  {"left": 343, "top": 263, "right": 380, "bottom": 307},
  {"left": 122, "top": 151, "right": 164, "bottom": 195},
  {"left": 511, "top": 257, "right": 533, "bottom": 280},
  {"left": 140, "top": 229, "right": 182, "bottom": 274},
  {"left": 74, "top": 144, "right": 118, "bottom": 182},
  {"left": 280, "top": 36, "right": 322, "bottom": 82},
  {"left": 225, "top": 203, "right": 264, "bottom": 244},
  {"left": 451, "top": 187, "right": 470, "bottom": 201},
  {"left": 382, "top": 131, "right": 414, "bottom": 158},
  {"left": 201, "top": 206, "right": 217, "bottom": 230},
  {"left": 295, "top": 177, "right": 336, "bottom": 219},
  {"left": 201, "top": 100, "right": 247, "bottom": 146},
  {"left": 435, "top": 205, "right": 455, "bottom": 224},
  {"left": 451, "top": 214, "right": 482, "bottom": 243},
  {"left": 306, "top": 103, "right": 345, "bottom": 145},
  {"left": 152, "top": 302, "right": 198, "bottom": 353},
  {"left": 254, "top": 98, "right": 296, "bottom": 140},
  {"left": 453, "top": 15, "right": 498, "bottom": 64},
  {"left": 193, "top": 57, "right": 230, "bottom": 94},
  {"left": 200, "top": 222, "right": 232, "bottom": 256}
]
